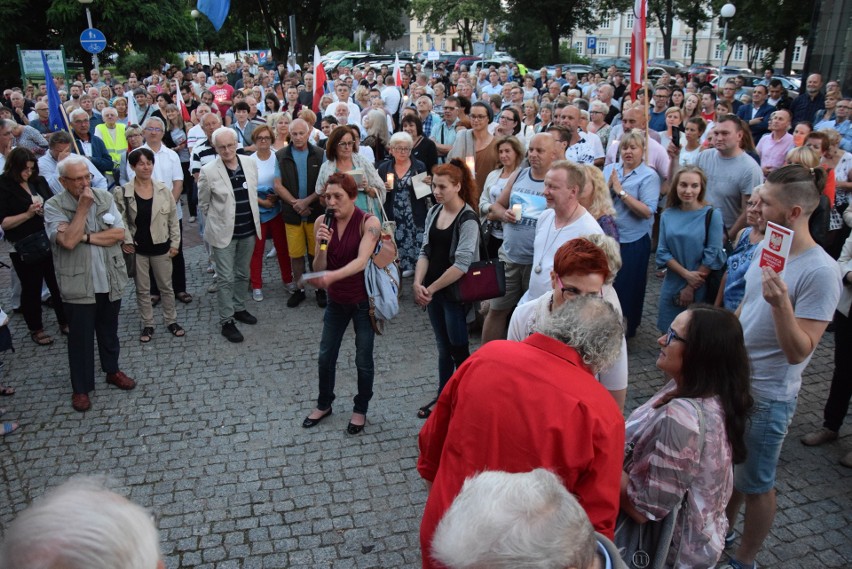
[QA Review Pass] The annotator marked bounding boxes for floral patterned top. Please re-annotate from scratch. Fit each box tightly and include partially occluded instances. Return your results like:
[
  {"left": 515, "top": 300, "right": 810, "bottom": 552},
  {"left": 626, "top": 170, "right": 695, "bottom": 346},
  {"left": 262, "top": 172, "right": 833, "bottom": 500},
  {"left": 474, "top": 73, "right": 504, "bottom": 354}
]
[{"left": 624, "top": 381, "right": 733, "bottom": 569}]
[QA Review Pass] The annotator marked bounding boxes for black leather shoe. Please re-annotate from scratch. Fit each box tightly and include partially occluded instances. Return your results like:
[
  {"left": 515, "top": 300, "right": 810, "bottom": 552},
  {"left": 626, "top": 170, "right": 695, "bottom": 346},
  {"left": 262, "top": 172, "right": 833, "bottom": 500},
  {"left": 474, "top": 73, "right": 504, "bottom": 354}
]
[
  {"left": 316, "top": 289, "right": 327, "bottom": 308},
  {"left": 302, "top": 408, "right": 332, "bottom": 428},
  {"left": 346, "top": 413, "right": 366, "bottom": 435},
  {"left": 221, "top": 320, "right": 244, "bottom": 343},
  {"left": 233, "top": 310, "right": 257, "bottom": 325},
  {"left": 287, "top": 289, "right": 306, "bottom": 308}
]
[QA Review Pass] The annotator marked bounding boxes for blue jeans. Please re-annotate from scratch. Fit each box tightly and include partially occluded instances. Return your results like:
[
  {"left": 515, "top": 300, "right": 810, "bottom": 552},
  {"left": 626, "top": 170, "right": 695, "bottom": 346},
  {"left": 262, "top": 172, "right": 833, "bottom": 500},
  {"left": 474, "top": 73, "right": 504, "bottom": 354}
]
[
  {"left": 613, "top": 234, "right": 651, "bottom": 338},
  {"left": 426, "top": 292, "right": 470, "bottom": 394},
  {"left": 734, "top": 396, "right": 798, "bottom": 494},
  {"left": 317, "top": 300, "right": 375, "bottom": 414}
]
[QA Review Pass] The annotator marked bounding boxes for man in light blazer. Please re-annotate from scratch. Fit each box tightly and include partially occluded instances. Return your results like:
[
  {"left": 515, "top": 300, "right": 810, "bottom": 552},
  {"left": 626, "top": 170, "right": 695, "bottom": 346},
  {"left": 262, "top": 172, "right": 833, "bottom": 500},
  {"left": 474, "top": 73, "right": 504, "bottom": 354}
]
[{"left": 197, "top": 127, "right": 262, "bottom": 343}]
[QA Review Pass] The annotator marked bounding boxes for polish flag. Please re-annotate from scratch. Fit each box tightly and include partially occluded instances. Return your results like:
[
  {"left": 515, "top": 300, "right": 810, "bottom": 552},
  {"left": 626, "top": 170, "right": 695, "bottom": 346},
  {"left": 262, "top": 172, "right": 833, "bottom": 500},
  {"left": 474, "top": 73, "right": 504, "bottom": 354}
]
[
  {"left": 393, "top": 53, "right": 402, "bottom": 87},
  {"left": 175, "top": 80, "right": 191, "bottom": 122},
  {"left": 630, "top": 0, "right": 647, "bottom": 102},
  {"left": 313, "top": 45, "right": 327, "bottom": 114}
]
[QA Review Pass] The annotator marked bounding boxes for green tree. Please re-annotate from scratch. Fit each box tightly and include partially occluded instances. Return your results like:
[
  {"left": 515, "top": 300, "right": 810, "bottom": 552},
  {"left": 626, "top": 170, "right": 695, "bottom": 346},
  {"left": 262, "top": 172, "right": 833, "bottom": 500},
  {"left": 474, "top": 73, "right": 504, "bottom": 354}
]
[
  {"left": 649, "top": 0, "right": 675, "bottom": 60},
  {"left": 502, "top": 0, "right": 631, "bottom": 63},
  {"left": 674, "top": 0, "right": 712, "bottom": 65},
  {"left": 410, "top": 0, "right": 500, "bottom": 54}
]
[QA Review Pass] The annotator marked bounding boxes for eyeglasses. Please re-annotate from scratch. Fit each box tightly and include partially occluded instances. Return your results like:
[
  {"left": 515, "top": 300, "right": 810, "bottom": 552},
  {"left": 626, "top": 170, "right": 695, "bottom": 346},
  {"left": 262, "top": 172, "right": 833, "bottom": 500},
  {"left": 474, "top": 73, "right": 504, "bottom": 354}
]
[
  {"left": 663, "top": 327, "right": 688, "bottom": 346},
  {"left": 470, "top": 114, "right": 488, "bottom": 120},
  {"left": 443, "top": 106, "right": 458, "bottom": 112},
  {"left": 338, "top": 141, "right": 355, "bottom": 147},
  {"left": 556, "top": 276, "right": 603, "bottom": 300},
  {"left": 392, "top": 146, "right": 411, "bottom": 153},
  {"left": 255, "top": 136, "right": 272, "bottom": 141},
  {"left": 145, "top": 127, "right": 163, "bottom": 133},
  {"left": 499, "top": 115, "right": 516, "bottom": 122}
]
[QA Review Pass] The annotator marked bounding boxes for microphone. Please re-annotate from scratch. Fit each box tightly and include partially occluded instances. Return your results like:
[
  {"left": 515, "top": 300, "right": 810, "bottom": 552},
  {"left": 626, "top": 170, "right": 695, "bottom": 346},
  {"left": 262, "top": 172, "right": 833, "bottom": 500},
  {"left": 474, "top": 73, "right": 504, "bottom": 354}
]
[{"left": 319, "top": 209, "right": 335, "bottom": 251}]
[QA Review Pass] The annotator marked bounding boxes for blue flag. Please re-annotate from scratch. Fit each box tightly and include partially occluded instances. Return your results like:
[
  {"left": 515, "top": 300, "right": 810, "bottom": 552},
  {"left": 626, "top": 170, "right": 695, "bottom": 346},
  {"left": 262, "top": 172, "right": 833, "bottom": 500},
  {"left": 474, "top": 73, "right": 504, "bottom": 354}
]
[
  {"left": 40, "top": 51, "right": 68, "bottom": 133},
  {"left": 197, "top": 0, "right": 230, "bottom": 31}
]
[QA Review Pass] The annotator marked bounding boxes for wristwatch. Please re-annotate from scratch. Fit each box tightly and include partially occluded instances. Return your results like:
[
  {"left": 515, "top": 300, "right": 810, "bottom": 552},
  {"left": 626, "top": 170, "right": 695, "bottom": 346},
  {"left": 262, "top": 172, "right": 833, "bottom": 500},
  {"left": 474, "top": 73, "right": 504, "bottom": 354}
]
[{"left": 618, "top": 189, "right": 627, "bottom": 198}]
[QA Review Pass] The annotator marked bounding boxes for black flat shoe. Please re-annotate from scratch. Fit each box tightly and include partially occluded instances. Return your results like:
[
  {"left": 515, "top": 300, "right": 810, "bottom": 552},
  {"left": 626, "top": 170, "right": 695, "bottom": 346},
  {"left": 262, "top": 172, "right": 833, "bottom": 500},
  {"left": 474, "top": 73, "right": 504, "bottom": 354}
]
[
  {"left": 302, "top": 408, "right": 332, "bottom": 428},
  {"left": 417, "top": 398, "right": 438, "bottom": 419},
  {"left": 346, "top": 414, "right": 366, "bottom": 435}
]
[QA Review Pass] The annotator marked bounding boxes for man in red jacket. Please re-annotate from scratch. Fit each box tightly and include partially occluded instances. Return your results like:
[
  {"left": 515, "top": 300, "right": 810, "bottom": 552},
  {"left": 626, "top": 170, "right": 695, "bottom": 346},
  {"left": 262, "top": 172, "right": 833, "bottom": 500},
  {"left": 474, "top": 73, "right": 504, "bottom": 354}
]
[{"left": 417, "top": 296, "right": 625, "bottom": 569}]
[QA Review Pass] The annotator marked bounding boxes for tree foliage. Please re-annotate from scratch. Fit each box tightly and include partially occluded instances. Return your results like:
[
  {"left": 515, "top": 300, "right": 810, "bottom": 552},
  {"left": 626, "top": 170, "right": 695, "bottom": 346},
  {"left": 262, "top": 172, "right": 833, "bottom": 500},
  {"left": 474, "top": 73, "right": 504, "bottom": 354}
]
[
  {"left": 410, "top": 0, "right": 499, "bottom": 54},
  {"left": 674, "top": 0, "right": 712, "bottom": 65},
  {"left": 502, "top": 0, "right": 631, "bottom": 62}
]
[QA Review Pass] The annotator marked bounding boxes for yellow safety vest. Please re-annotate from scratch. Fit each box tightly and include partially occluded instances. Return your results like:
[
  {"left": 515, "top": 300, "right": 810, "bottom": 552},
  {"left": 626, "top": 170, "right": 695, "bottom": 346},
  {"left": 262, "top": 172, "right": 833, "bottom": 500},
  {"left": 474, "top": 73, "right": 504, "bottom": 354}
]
[{"left": 95, "top": 123, "right": 127, "bottom": 167}]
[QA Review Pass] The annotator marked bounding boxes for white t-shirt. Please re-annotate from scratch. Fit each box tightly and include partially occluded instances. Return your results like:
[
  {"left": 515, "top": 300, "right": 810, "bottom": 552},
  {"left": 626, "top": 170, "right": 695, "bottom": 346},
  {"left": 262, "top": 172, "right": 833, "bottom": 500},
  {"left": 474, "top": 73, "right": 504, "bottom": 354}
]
[
  {"left": 521, "top": 208, "right": 604, "bottom": 304},
  {"left": 508, "top": 290, "right": 628, "bottom": 391}
]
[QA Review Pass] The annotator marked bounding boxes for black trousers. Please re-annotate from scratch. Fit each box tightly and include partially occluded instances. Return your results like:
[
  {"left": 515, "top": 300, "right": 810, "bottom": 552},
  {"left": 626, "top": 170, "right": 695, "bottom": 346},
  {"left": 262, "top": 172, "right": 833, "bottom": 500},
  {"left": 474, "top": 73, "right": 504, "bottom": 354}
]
[
  {"left": 10, "top": 251, "right": 66, "bottom": 332},
  {"left": 150, "top": 219, "right": 187, "bottom": 295},
  {"left": 823, "top": 310, "right": 852, "bottom": 431},
  {"left": 64, "top": 294, "right": 121, "bottom": 395}
]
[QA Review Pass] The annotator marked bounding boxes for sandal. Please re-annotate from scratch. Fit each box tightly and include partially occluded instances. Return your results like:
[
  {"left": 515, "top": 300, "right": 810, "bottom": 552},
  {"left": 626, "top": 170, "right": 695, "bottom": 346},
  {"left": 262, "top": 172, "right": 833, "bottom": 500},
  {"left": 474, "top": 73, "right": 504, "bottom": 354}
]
[
  {"left": 176, "top": 292, "right": 193, "bottom": 304},
  {"left": 140, "top": 327, "right": 154, "bottom": 343},
  {"left": 30, "top": 330, "right": 54, "bottom": 346},
  {"left": 0, "top": 386, "right": 14, "bottom": 397},
  {"left": 167, "top": 323, "right": 186, "bottom": 337},
  {"left": 2, "top": 422, "right": 19, "bottom": 436},
  {"left": 150, "top": 295, "right": 161, "bottom": 307},
  {"left": 417, "top": 398, "right": 438, "bottom": 420}
]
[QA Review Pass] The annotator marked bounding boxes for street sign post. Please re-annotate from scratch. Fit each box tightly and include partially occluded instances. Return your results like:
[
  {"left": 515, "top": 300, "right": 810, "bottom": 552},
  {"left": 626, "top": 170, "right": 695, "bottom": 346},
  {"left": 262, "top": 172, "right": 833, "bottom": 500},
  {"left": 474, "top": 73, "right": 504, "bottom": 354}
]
[
  {"left": 587, "top": 36, "right": 597, "bottom": 52},
  {"left": 80, "top": 28, "right": 106, "bottom": 54}
]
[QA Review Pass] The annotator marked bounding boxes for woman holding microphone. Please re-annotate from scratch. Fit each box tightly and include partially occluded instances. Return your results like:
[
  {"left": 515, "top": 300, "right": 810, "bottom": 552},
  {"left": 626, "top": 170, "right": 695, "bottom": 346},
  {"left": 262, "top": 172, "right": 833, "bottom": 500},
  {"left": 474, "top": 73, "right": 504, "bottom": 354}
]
[{"left": 302, "top": 173, "right": 381, "bottom": 435}]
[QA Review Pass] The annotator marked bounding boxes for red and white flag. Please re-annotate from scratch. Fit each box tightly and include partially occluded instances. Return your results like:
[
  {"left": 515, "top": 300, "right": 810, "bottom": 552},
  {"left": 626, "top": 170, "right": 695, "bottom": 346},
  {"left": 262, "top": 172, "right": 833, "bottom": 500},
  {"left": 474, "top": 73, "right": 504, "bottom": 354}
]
[
  {"left": 175, "top": 80, "right": 191, "bottom": 122},
  {"left": 393, "top": 53, "right": 402, "bottom": 88},
  {"left": 313, "top": 45, "right": 327, "bottom": 113},
  {"left": 630, "top": 0, "right": 647, "bottom": 102}
]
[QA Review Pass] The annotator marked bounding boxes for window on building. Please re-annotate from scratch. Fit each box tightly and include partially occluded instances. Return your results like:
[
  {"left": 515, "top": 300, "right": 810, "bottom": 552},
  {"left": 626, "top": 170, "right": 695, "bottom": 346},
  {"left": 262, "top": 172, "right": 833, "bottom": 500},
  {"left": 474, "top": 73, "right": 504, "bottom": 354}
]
[
  {"left": 574, "top": 41, "right": 584, "bottom": 55},
  {"left": 597, "top": 40, "right": 609, "bottom": 56},
  {"left": 656, "top": 42, "right": 664, "bottom": 57},
  {"left": 601, "top": 13, "right": 611, "bottom": 28},
  {"left": 624, "top": 42, "right": 632, "bottom": 56},
  {"left": 793, "top": 45, "right": 802, "bottom": 63},
  {"left": 733, "top": 43, "right": 744, "bottom": 61},
  {"left": 758, "top": 48, "right": 767, "bottom": 61},
  {"left": 440, "top": 38, "right": 446, "bottom": 50},
  {"left": 682, "top": 42, "right": 693, "bottom": 59},
  {"left": 713, "top": 43, "right": 723, "bottom": 60},
  {"left": 626, "top": 13, "right": 635, "bottom": 29}
]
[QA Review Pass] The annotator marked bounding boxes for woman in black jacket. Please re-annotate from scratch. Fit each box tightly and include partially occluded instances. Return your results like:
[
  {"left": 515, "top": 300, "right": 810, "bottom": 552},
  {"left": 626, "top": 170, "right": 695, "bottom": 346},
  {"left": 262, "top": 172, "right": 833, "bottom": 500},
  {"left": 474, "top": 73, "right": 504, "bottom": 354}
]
[{"left": 0, "top": 148, "right": 68, "bottom": 345}]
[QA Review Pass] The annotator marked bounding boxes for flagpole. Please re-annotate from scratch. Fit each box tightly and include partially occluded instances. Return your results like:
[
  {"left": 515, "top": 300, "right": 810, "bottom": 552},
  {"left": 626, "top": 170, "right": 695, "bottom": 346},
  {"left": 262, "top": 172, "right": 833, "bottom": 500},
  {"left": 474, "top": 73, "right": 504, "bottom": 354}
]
[
  {"left": 58, "top": 103, "right": 82, "bottom": 156},
  {"left": 643, "top": 38, "right": 649, "bottom": 163}
]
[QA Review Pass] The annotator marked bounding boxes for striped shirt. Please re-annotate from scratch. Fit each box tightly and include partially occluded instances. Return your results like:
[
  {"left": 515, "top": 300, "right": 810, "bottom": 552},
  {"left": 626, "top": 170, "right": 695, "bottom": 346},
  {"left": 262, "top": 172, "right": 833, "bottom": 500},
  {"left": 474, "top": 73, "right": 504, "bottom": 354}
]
[{"left": 226, "top": 162, "right": 256, "bottom": 239}]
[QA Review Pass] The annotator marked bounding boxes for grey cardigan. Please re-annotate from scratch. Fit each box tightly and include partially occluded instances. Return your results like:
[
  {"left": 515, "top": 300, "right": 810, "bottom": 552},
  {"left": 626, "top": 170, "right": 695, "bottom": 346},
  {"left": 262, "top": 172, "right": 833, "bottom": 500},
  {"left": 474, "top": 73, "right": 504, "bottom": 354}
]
[{"left": 419, "top": 203, "right": 480, "bottom": 275}]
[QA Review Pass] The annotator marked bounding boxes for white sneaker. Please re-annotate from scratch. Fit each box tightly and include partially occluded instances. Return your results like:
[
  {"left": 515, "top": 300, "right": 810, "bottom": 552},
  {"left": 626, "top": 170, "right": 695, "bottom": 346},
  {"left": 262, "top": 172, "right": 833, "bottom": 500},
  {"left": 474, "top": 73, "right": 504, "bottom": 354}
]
[
  {"left": 252, "top": 288, "right": 264, "bottom": 302},
  {"left": 266, "top": 246, "right": 277, "bottom": 258},
  {"left": 188, "top": 216, "right": 196, "bottom": 223},
  {"left": 284, "top": 282, "right": 299, "bottom": 294},
  {"left": 207, "top": 279, "right": 218, "bottom": 293}
]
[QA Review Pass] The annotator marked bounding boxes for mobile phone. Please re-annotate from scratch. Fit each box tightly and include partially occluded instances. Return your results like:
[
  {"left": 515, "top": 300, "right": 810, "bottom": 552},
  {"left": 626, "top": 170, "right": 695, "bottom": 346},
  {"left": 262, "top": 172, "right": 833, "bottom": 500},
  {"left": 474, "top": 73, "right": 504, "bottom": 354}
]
[{"left": 672, "top": 126, "right": 682, "bottom": 148}]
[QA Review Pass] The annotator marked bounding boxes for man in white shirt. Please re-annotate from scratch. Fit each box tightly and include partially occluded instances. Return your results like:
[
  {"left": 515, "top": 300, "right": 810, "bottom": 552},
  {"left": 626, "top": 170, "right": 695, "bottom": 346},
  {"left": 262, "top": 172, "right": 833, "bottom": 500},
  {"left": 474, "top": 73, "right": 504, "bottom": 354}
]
[
  {"left": 325, "top": 83, "right": 362, "bottom": 127},
  {"left": 381, "top": 75, "right": 401, "bottom": 117},
  {"left": 38, "top": 131, "right": 108, "bottom": 195}
]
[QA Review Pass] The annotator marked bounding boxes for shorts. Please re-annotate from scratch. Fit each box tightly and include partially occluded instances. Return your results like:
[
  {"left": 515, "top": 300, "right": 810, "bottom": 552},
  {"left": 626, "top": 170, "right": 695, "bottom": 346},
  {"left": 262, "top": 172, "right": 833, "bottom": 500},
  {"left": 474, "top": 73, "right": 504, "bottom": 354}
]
[
  {"left": 489, "top": 256, "right": 532, "bottom": 311},
  {"left": 733, "top": 396, "right": 797, "bottom": 494},
  {"left": 286, "top": 221, "right": 316, "bottom": 258}
]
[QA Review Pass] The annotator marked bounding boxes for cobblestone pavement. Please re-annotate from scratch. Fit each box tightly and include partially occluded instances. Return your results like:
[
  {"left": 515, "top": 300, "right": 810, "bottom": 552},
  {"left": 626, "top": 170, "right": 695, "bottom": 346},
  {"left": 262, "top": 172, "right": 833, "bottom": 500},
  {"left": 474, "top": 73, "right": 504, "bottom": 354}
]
[{"left": 0, "top": 228, "right": 850, "bottom": 568}]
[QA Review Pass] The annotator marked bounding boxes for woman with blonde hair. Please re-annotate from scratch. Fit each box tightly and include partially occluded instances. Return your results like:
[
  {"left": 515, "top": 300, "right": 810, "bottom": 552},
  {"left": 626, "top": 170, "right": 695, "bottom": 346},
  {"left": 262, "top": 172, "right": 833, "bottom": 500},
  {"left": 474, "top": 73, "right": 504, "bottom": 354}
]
[
  {"left": 578, "top": 164, "right": 618, "bottom": 240},
  {"left": 362, "top": 109, "right": 390, "bottom": 166},
  {"left": 267, "top": 111, "right": 293, "bottom": 151}
]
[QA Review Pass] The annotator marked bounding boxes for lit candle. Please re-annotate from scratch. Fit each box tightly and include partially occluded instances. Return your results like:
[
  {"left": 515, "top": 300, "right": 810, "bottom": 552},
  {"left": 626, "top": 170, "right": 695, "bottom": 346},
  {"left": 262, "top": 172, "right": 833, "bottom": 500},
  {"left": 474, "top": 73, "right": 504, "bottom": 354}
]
[
  {"left": 512, "top": 204, "right": 523, "bottom": 221},
  {"left": 464, "top": 156, "right": 475, "bottom": 177},
  {"left": 386, "top": 173, "right": 395, "bottom": 186}
]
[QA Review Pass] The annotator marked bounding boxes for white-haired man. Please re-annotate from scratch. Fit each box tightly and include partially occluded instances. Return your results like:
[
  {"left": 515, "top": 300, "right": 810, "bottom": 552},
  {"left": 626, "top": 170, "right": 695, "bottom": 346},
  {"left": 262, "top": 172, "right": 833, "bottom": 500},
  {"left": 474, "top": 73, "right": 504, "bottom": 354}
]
[
  {"left": 68, "top": 107, "right": 113, "bottom": 176},
  {"left": 418, "top": 297, "right": 626, "bottom": 569},
  {"left": 0, "top": 477, "right": 164, "bottom": 569},
  {"left": 431, "top": 469, "right": 627, "bottom": 569},
  {"left": 197, "top": 127, "right": 262, "bottom": 343},
  {"left": 44, "top": 155, "right": 135, "bottom": 412}
]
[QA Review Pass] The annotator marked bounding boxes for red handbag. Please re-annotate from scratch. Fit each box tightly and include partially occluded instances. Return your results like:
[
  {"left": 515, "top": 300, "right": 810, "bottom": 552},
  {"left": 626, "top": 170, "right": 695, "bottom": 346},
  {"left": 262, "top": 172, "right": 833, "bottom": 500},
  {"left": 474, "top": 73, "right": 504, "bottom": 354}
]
[{"left": 445, "top": 210, "right": 506, "bottom": 303}]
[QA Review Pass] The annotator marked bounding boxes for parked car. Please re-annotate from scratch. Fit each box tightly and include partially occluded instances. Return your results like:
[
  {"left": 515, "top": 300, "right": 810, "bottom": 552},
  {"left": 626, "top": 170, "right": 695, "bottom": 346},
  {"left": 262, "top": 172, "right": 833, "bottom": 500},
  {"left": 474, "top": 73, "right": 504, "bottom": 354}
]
[
  {"left": 755, "top": 75, "right": 801, "bottom": 95},
  {"left": 545, "top": 64, "right": 595, "bottom": 80},
  {"left": 648, "top": 58, "right": 687, "bottom": 75},
  {"left": 687, "top": 63, "right": 719, "bottom": 82},
  {"left": 454, "top": 55, "right": 481, "bottom": 72},
  {"left": 709, "top": 74, "right": 763, "bottom": 97},
  {"left": 593, "top": 57, "right": 631, "bottom": 73},
  {"left": 720, "top": 65, "right": 753, "bottom": 75}
]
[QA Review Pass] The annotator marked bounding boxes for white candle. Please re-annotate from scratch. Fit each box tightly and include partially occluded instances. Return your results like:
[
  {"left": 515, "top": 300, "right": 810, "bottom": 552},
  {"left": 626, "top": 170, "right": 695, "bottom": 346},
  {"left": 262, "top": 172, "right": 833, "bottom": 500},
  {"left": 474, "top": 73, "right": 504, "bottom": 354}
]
[
  {"left": 512, "top": 204, "right": 523, "bottom": 221},
  {"left": 386, "top": 173, "right": 395, "bottom": 186},
  {"left": 464, "top": 156, "right": 476, "bottom": 177}
]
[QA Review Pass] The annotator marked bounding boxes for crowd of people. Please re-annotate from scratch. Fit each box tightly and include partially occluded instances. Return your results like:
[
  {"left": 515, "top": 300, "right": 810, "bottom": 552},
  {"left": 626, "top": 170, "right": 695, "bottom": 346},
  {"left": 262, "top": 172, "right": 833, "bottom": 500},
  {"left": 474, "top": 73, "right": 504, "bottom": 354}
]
[{"left": 0, "top": 54, "right": 850, "bottom": 568}]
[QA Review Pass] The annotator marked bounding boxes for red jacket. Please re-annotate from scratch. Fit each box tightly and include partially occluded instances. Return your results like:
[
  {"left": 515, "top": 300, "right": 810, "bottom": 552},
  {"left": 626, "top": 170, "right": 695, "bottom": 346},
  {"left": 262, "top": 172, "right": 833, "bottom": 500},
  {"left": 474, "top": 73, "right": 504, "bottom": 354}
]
[{"left": 417, "top": 334, "right": 625, "bottom": 569}]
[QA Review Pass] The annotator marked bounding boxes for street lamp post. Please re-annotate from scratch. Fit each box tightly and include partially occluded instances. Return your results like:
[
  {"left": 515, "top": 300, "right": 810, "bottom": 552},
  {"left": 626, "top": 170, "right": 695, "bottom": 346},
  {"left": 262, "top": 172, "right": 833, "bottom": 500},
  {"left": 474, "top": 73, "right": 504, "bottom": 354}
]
[
  {"left": 190, "top": 9, "right": 203, "bottom": 65},
  {"left": 77, "top": 0, "right": 99, "bottom": 74},
  {"left": 720, "top": 3, "right": 736, "bottom": 66}
]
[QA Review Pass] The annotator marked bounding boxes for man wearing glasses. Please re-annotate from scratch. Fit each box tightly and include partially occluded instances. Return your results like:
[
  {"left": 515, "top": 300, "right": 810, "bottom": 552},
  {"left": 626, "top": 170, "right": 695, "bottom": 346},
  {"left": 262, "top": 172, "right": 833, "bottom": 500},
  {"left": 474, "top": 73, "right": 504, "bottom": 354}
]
[
  {"left": 817, "top": 97, "right": 852, "bottom": 151},
  {"left": 68, "top": 108, "right": 112, "bottom": 176},
  {"left": 648, "top": 86, "right": 671, "bottom": 132},
  {"left": 197, "top": 128, "right": 262, "bottom": 343},
  {"left": 44, "top": 154, "right": 135, "bottom": 412},
  {"left": 431, "top": 96, "right": 461, "bottom": 164},
  {"left": 29, "top": 101, "right": 52, "bottom": 136}
]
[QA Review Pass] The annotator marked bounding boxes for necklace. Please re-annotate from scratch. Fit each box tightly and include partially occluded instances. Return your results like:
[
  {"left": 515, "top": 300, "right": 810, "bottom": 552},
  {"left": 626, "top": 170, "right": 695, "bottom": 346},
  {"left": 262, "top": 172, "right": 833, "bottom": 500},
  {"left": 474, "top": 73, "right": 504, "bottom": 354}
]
[{"left": 534, "top": 203, "right": 581, "bottom": 274}]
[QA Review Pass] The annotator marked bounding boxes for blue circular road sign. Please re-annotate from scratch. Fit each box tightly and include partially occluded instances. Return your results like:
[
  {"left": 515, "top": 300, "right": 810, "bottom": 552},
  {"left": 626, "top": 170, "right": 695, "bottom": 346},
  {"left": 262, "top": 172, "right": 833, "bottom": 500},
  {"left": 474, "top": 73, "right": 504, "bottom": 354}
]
[{"left": 80, "top": 28, "right": 107, "bottom": 54}]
